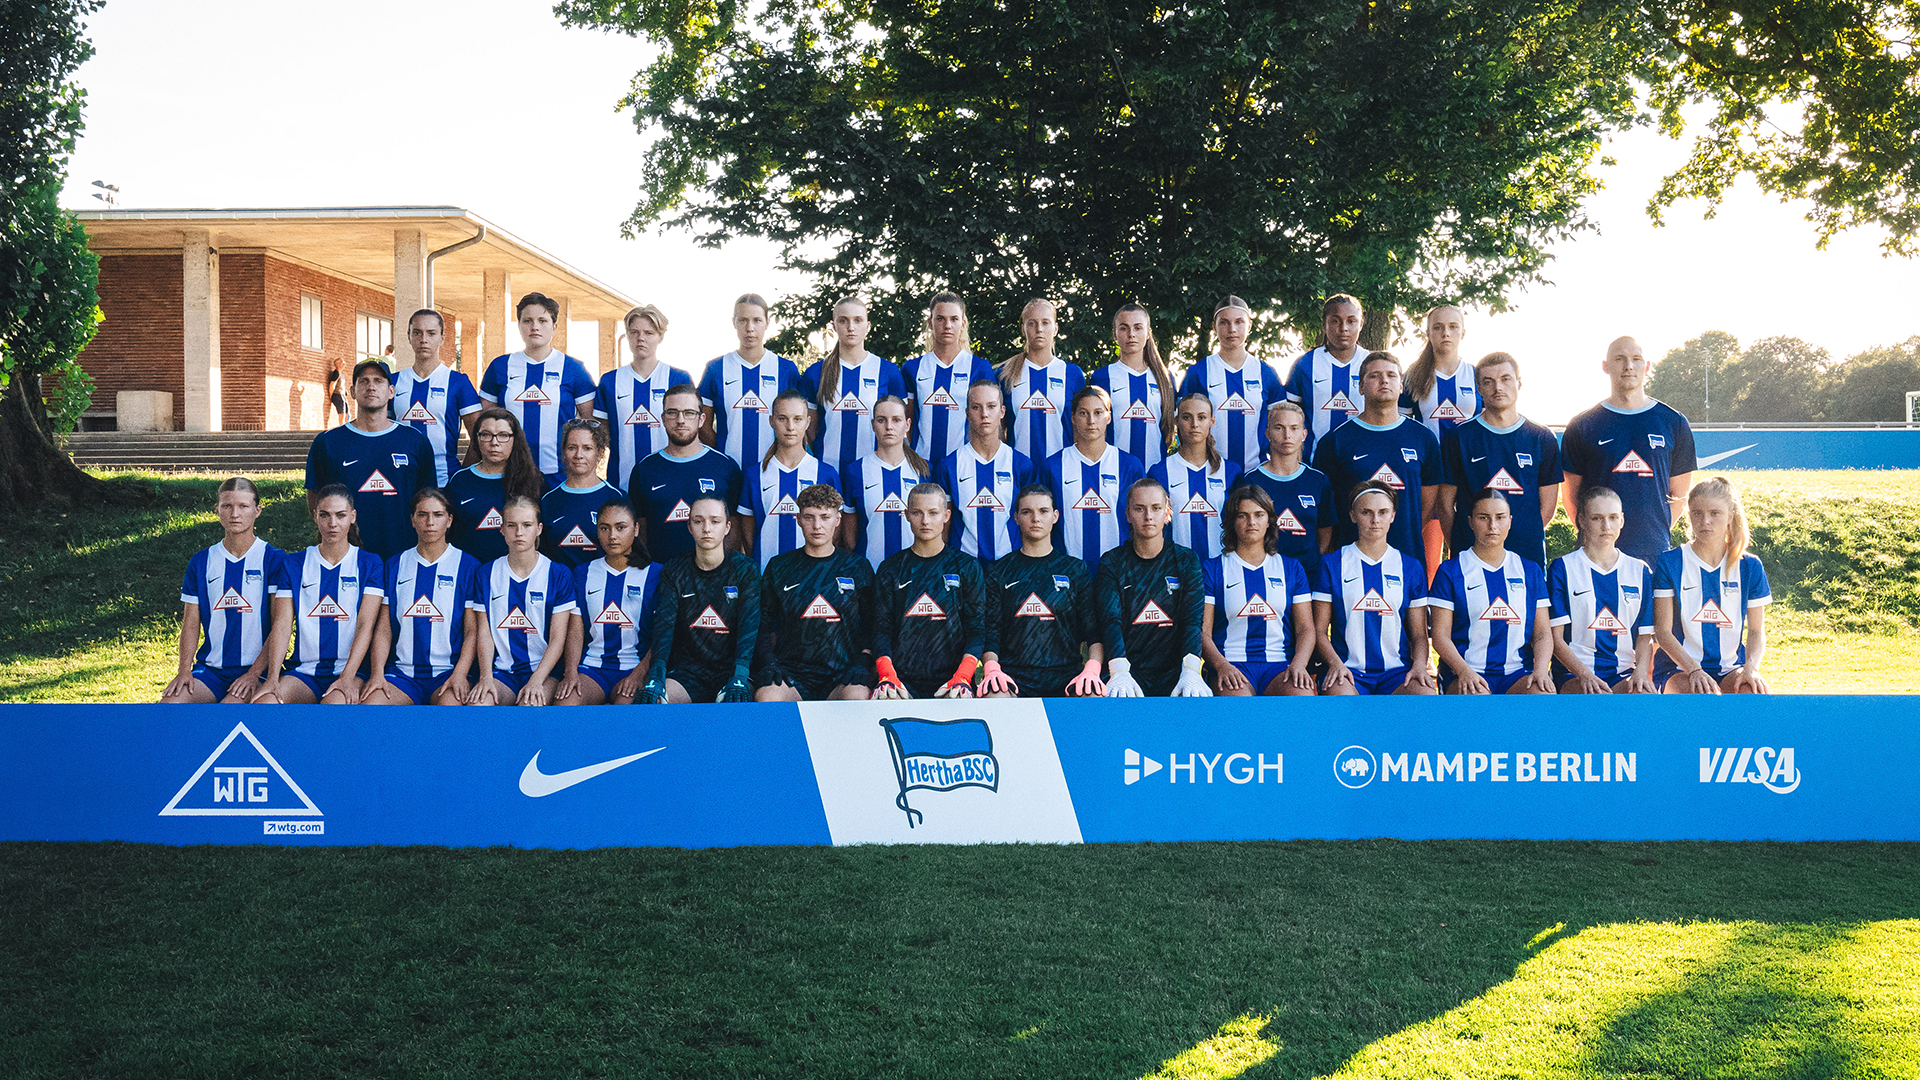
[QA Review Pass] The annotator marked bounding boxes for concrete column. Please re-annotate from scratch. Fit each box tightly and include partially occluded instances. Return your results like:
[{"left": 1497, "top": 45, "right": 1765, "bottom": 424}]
[
  {"left": 182, "top": 229, "right": 221, "bottom": 432},
  {"left": 597, "top": 318, "right": 618, "bottom": 375},
  {"left": 552, "top": 295, "right": 571, "bottom": 354},
  {"left": 483, "top": 268, "right": 511, "bottom": 361},
  {"left": 393, "top": 229, "right": 428, "bottom": 344}
]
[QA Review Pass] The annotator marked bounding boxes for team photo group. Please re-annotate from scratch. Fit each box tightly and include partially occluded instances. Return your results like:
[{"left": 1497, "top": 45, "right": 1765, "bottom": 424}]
[{"left": 160, "top": 287, "right": 1770, "bottom": 709}]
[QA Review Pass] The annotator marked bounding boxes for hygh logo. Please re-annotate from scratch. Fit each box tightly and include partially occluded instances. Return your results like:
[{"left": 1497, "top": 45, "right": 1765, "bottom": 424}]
[
  {"left": 1700, "top": 746, "right": 1800, "bottom": 794},
  {"left": 1334, "top": 745, "right": 1377, "bottom": 788},
  {"left": 1125, "top": 748, "right": 1281, "bottom": 785},
  {"left": 880, "top": 717, "right": 998, "bottom": 827}
]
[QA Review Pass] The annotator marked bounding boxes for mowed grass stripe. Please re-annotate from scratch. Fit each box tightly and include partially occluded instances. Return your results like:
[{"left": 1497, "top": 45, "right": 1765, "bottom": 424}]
[{"left": 3, "top": 841, "right": 1917, "bottom": 1079}]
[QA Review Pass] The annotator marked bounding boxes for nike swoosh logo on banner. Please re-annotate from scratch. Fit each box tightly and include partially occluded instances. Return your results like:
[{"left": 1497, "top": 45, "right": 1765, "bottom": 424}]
[
  {"left": 518, "top": 747, "right": 665, "bottom": 798},
  {"left": 1696, "top": 444, "right": 1759, "bottom": 469}
]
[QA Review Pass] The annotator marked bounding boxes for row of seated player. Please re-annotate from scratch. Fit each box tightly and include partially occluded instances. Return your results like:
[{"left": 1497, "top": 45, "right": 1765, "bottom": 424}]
[
  {"left": 161, "top": 469, "right": 1769, "bottom": 707},
  {"left": 322, "top": 292, "right": 1692, "bottom": 585}
]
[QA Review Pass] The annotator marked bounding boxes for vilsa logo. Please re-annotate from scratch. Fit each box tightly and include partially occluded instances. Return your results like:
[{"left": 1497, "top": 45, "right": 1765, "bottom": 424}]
[
  {"left": 879, "top": 717, "right": 998, "bottom": 828},
  {"left": 1700, "top": 746, "right": 1800, "bottom": 794}
]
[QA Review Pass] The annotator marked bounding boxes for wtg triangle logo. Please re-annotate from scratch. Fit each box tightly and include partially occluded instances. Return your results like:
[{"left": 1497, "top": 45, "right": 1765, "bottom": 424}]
[{"left": 158, "top": 722, "right": 322, "bottom": 817}]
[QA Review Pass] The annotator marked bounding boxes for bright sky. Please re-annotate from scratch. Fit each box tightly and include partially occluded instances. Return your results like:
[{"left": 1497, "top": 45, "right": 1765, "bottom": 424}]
[{"left": 59, "top": 0, "right": 1920, "bottom": 424}]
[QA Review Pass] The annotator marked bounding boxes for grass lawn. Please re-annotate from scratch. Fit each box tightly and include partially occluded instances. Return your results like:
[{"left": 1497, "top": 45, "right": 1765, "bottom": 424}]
[
  {"left": 1, "top": 840, "right": 1915, "bottom": 1079},
  {"left": 2, "top": 469, "right": 1913, "bottom": 701}
]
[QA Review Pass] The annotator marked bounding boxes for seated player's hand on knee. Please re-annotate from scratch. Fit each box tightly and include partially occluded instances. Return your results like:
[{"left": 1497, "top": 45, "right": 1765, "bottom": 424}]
[
  {"left": 1170, "top": 655, "right": 1213, "bottom": 697},
  {"left": 1066, "top": 659, "right": 1105, "bottom": 697},
  {"left": 980, "top": 660, "right": 1019, "bottom": 697},
  {"left": 1212, "top": 658, "right": 1249, "bottom": 693},
  {"left": 873, "top": 657, "right": 909, "bottom": 699},
  {"left": 934, "top": 657, "right": 979, "bottom": 698}
]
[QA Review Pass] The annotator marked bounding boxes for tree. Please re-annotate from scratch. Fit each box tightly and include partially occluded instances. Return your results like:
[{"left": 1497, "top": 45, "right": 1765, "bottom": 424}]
[
  {"left": 1649, "top": 331, "right": 1741, "bottom": 423},
  {"left": 1, "top": 0, "right": 107, "bottom": 511},
  {"left": 1824, "top": 337, "right": 1920, "bottom": 421},
  {"left": 559, "top": 1, "right": 1920, "bottom": 366},
  {"left": 1720, "top": 336, "right": 1834, "bottom": 422}
]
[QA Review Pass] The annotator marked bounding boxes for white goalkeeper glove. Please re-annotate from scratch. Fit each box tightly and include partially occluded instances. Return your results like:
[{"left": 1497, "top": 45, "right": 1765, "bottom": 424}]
[
  {"left": 1106, "top": 657, "right": 1144, "bottom": 698},
  {"left": 1170, "top": 653, "right": 1213, "bottom": 697}
]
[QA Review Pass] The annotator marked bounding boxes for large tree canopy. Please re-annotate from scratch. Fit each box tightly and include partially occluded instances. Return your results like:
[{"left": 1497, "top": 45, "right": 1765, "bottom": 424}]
[{"left": 560, "top": 0, "right": 1920, "bottom": 366}]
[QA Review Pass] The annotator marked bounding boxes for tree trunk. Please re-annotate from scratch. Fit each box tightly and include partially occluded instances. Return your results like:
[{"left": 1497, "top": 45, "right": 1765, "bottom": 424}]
[
  {"left": 0, "top": 377, "right": 110, "bottom": 511},
  {"left": 1358, "top": 305, "right": 1393, "bottom": 353}
]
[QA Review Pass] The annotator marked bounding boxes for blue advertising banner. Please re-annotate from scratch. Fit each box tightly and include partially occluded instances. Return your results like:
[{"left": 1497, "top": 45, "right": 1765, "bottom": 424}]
[
  {"left": 1, "top": 697, "right": 1913, "bottom": 847},
  {"left": 1689, "top": 428, "right": 1920, "bottom": 471}
]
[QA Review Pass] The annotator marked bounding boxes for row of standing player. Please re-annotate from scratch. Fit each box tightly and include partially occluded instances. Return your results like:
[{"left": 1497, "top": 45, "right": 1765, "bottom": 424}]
[{"left": 160, "top": 457, "right": 1767, "bottom": 707}]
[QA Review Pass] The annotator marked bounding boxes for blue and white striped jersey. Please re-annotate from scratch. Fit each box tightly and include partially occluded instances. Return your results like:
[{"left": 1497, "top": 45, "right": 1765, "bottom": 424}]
[
  {"left": 594, "top": 361, "right": 696, "bottom": 486},
  {"left": 1429, "top": 549, "right": 1549, "bottom": 678},
  {"left": 1179, "top": 354, "right": 1286, "bottom": 471},
  {"left": 1047, "top": 444, "right": 1145, "bottom": 573},
  {"left": 1001, "top": 358, "right": 1084, "bottom": 462},
  {"left": 936, "top": 443, "right": 1048, "bottom": 564},
  {"left": 481, "top": 554, "right": 578, "bottom": 676},
  {"left": 1205, "top": 551, "right": 1314, "bottom": 664},
  {"left": 697, "top": 351, "right": 801, "bottom": 473},
  {"left": 539, "top": 480, "right": 621, "bottom": 570},
  {"left": 575, "top": 558, "right": 663, "bottom": 673},
  {"left": 383, "top": 546, "right": 485, "bottom": 680},
  {"left": 478, "top": 351, "right": 597, "bottom": 480},
  {"left": 1652, "top": 545, "right": 1771, "bottom": 678},
  {"left": 902, "top": 349, "right": 994, "bottom": 463},
  {"left": 180, "top": 537, "right": 288, "bottom": 669},
  {"left": 739, "top": 454, "right": 844, "bottom": 569},
  {"left": 1091, "top": 361, "right": 1168, "bottom": 467},
  {"left": 286, "top": 545, "right": 385, "bottom": 679},
  {"left": 392, "top": 363, "right": 484, "bottom": 486},
  {"left": 1148, "top": 455, "right": 1242, "bottom": 560},
  {"left": 1314, "top": 544, "right": 1429, "bottom": 675},
  {"left": 1548, "top": 547, "right": 1654, "bottom": 682},
  {"left": 1402, "top": 361, "right": 1479, "bottom": 440},
  {"left": 799, "top": 352, "right": 906, "bottom": 471},
  {"left": 844, "top": 454, "right": 929, "bottom": 569},
  {"left": 1281, "top": 346, "right": 1364, "bottom": 462}
]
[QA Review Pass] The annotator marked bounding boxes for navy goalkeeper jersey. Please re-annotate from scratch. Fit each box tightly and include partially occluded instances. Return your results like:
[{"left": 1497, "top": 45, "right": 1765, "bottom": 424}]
[
  {"left": 984, "top": 548, "right": 1097, "bottom": 687},
  {"left": 873, "top": 545, "right": 985, "bottom": 686},
  {"left": 756, "top": 547, "right": 874, "bottom": 681},
  {"left": 650, "top": 551, "right": 761, "bottom": 680},
  {"left": 1095, "top": 540, "right": 1206, "bottom": 680}
]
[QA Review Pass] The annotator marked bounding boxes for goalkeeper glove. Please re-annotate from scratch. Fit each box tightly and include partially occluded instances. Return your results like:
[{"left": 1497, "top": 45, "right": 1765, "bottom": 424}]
[{"left": 1105, "top": 657, "right": 1144, "bottom": 698}]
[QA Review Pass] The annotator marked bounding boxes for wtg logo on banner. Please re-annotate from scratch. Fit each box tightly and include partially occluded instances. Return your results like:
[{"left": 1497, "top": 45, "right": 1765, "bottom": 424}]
[
  {"left": 880, "top": 717, "right": 998, "bottom": 827},
  {"left": 159, "top": 722, "right": 323, "bottom": 832},
  {"left": 1699, "top": 746, "right": 1800, "bottom": 794},
  {"left": 1334, "top": 745, "right": 1639, "bottom": 789},
  {"left": 1124, "top": 748, "right": 1282, "bottom": 785}
]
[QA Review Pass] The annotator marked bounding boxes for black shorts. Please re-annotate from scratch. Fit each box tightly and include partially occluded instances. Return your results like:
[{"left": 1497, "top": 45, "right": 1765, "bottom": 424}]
[
  {"left": 1135, "top": 666, "right": 1179, "bottom": 697},
  {"left": 900, "top": 676, "right": 947, "bottom": 699},
  {"left": 670, "top": 667, "right": 725, "bottom": 704},
  {"left": 757, "top": 664, "right": 843, "bottom": 701},
  {"left": 1005, "top": 665, "right": 1077, "bottom": 698}
]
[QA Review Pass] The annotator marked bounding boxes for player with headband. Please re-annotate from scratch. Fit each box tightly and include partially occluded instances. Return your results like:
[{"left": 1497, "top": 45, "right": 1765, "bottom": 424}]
[
  {"left": 392, "top": 309, "right": 483, "bottom": 487},
  {"left": 540, "top": 417, "right": 620, "bottom": 569},
  {"left": 255, "top": 484, "right": 386, "bottom": 705},
  {"left": 160, "top": 477, "right": 292, "bottom": 704},
  {"left": 740, "top": 389, "right": 845, "bottom": 569},
  {"left": 1438, "top": 352, "right": 1561, "bottom": 567},
  {"left": 1427, "top": 487, "right": 1555, "bottom": 694},
  {"left": 802, "top": 296, "right": 907, "bottom": 475},
  {"left": 1560, "top": 335, "right": 1697, "bottom": 564},
  {"left": 871, "top": 484, "right": 986, "bottom": 699},
  {"left": 360, "top": 487, "right": 487, "bottom": 705},
  {"left": 639, "top": 495, "right": 761, "bottom": 704},
  {"left": 557, "top": 498, "right": 662, "bottom": 706},
  {"left": 753, "top": 484, "right": 875, "bottom": 700},
  {"left": 1652, "top": 476, "right": 1771, "bottom": 694},
  {"left": 902, "top": 291, "right": 994, "bottom": 463},
  {"left": 1000, "top": 298, "right": 1084, "bottom": 462},
  {"left": 467, "top": 495, "right": 578, "bottom": 705},
  {"left": 1048, "top": 385, "right": 1145, "bottom": 573},
  {"left": 980, "top": 485, "right": 1106, "bottom": 698},
  {"left": 1092, "top": 303, "right": 1174, "bottom": 468},
  {"left": 477, "top": 292, "right": 597, "bottom": 487},
  {"left": 1149, "top": 393, "right": 1242, "bottom": 560},
  {"left": 936, "top": 379, "right": 1049, "bottom": 565},
  {"left": 1549, "top": 485, "right": 1656, "bottom": 694},
  {"left": 1096, "top": 478, "right": 1212, "bottom": 697},
  {"left": 1178, "top": 295, "right": 1284, "bottom": 471},
  {"left": 1312, "top": 481, "right": 1437, "bottom": 695},
  {"left": 1202, "top": 485, "right": 1317, "bottom": 696},
  {"left": 1242, "top": 400, "right": 1335, "bottom": 565},
  {"left": 1311, "top": 351, "right": 1440, "bottom": 566},
  {"left": 594, "top": 303, "right": 695, "bottom": 487},
  {"left": 841, "top": 395, "right": 931, "bottom": 568},
  {"left": 697, "top": 292, "right": 802, "bottom": 473},
  {"left": 1282, "top": 294, "right": 1367, "bottom": 462}
]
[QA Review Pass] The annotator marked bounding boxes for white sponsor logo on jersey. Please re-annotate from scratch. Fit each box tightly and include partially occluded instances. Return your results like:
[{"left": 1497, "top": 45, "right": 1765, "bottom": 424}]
[
  {"left": 1071, "top": 488, "right": 1112, "bottom": 512},
  {"left": 559, "top": 525, "right": 594, "bottom": 548},
  {"left": 923, "top": 386, "right": 959, "bottom": 409},
  {"left": 1133, "top": 599, "right": 1172, "bottom": 625},
  {"left": 306, "top": 595, "right": 349, "bottom": 620},
  {"left": 801, "top": 594, "right": 840, "bottom": 620},
  {"left": 513, "top": 384, "right": 551, "bottom": 404},
  {"left": 1692, "top": 599, "right": 1735, "bottom": 628},
  {"left": 358, "top": 470, "right": 397, "bottom": 494},
  {"left": 212, "top": 587, "right": 253, "bottom": 613},
  {"left": 1178, "top": 493, "right": 1219, "bottom": 516},
  {"left": 1613, "top": 450, "right": 1654, "bottom": 477},
  {"left": 1429, "top": 399, "right": 1467, "bottom": 421},
  {"left": 1019, "top": 391, "right": 1057, "bottom": 414},
  {"left": 1323, "top": 391, "right": 1358, "bottom": 413},
  {"left": 905, "top": 593, "right": 947, "bottom": 619},
  {"left": 400, "top": 595, "right": 445, "bottom": 622},
  {"left": 1367, "top": 463, "right": 1405, "bottom": 490},
  {"left": 832, "top": 392, "right": 867, "bottom": 412},
  {"left": 1486, "top": 468, "right": 1525, "bottom": 493},
  {"left": 666, "top": 499, "right": 691, "bottom": 522},
  {"left": 478, "top": 507, "right": 505, "bottom": 529},
  {"left": 1235, "top": 595, "right": 1279, "bottom": 621},
  {"left": 769, "top": 494, "right": 801, "bottom": 515},
  {"left": 496, "top": 606, "right": 539, "bottom": 631},
  {"left": 1479, "top": 597, "right": 1523, "bottom": 624},
  {"left": 1352, "top": 589, "right": 1395, "bottom": 614},
  {"left": 872, "top": 491, "right": 908, "bottom": 513},
  {"left": 1015, "top": 592, "right": 1055, "bottom": 619},
  {"left": 594, "top": 602, "right": 635, "bottom": 628},
  {"left": 1119, "top": 399, "right": 1155, "bottom": 420},
  {"left": 625, "top": 406, "right": 660, "bottom": 427},
  {"left": 965, "top": 488, "right": 1005, "bottom": 511},
  {"left": 690, "top": 605, "right": 729, "bottom": 631},
  {"left": 1589, "top": 607, "right": 1629, "bottom": 633},
  {"left": 1275, "top": 508, "right": 1306, "bottom": 534},
  {"left": 399, "top": 401, "right": 436, "bottom": 423}
]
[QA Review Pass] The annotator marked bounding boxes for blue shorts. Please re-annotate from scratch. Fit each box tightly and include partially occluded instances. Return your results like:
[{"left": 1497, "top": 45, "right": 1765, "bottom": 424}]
[
  {"left": 1226, "top": 660, "right": 1292, "bottom": 694},
  {"left": 1652, "top": 664, "right": 1736, "bottom": 691},
  {"left": 1442, "top": 667, "right": 1533, "bottom": 694},
  {"left": 281, "top": 669, "right": 331, "bottom": 700},
  {"left": 1350, "top": 668, "right": 1412, "bottom": 696},
  {"left": 382, "top": 668, "right": 451, "bottom": 705},
  {"left": 1556, "top": 668, "right": 1634, "bottom": 691},
  {"left": 491, "top": 669, "right": 559, "bottom": 698},
  {"left": 192, "top": 663, "right": 262, "bottom": 700},
  {"left": 580, "top": 666, "right": 635, "bottom": 697}
]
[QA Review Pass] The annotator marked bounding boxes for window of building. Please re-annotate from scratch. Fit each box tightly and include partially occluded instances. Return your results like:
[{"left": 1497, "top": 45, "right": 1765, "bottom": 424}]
[
  {"left": 301, "top": 293, "right": 323, "bottom": 350},
  {"left": 356, "top": 312, "right": 393, "bottom": 362}
]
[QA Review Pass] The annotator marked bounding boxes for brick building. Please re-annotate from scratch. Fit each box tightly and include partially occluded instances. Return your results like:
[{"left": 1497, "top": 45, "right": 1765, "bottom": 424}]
[{"left": 73, "top": 207, "right": 637, "bottom": 431}]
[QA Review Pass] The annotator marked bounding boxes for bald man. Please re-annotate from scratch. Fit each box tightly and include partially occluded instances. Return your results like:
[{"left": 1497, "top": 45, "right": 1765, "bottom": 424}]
[{"left": 1559, "top": 336, "right": 1696, "bottom": 564}]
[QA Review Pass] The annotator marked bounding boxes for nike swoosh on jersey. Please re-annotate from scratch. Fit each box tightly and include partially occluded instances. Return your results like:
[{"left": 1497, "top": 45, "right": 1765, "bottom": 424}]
[
  {"left": 1003, "top": 581, "right": 1020, "bottom": 590},
  {"left": 1597, "top": 439, "right": 1614, "bottom": 445},
  {"left": 783, "top": 583, "right": 801, "bottom": 591},
  {"left": 461, "top": 498, "right": 477, "bottom": 504},
  {"left": 518, "top": 747, "right": 664, "bottom": 798},
  {"left": 1471, "top": 456, "right": 1486, "bottom": 462},
  {"left": 896, "top": 581, "right": 913, "bottom": 589},
  {"left": 1573, "top": 589, "right": 1590, "bottom": 595},
  {"left": 1352, "top": 454, "right": 1367, "bottom": 461},
  {"left": 341, "top": 459, "right": 359, "bottom": 467},
  {"left": 680, "top": 592, "right": 696, "bottom": 599},
  {"left": 652, "top": 484, "right": 666, "bottom": 491}
]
